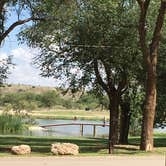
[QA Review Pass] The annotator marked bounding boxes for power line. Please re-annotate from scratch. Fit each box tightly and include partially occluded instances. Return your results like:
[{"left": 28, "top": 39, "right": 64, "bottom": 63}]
[
  {"left": 2, "top": 41, "right": 113, "bottom": 48},
  {"left": 70, "top": 44, "right": 113, "bottom": 48}
]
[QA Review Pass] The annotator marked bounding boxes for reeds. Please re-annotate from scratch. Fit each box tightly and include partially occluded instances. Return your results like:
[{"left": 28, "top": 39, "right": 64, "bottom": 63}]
[{"left": 0, "top": 113, "right": 25, "bottom": 134}]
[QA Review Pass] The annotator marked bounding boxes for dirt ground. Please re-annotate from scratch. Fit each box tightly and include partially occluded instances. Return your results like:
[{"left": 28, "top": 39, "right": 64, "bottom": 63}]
[{"left": 0, "top": 156, "right": 165, "bottom": 166}]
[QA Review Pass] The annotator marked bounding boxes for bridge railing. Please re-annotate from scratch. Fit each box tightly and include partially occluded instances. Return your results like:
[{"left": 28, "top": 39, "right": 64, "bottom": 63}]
[{"left": 40, "top": 123, "right": 109, "bottom": 137}]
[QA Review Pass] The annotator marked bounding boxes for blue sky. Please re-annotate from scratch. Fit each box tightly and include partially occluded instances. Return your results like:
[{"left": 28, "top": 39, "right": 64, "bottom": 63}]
[{"left": 0, "top": 11, "right": 59, "bottom": 87}]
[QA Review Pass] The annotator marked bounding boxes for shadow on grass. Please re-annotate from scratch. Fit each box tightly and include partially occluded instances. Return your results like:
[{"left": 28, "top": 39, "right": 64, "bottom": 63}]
[
  {"left": 128, "top": 137, "right": 166, "bottom": 147},
  {"left": 0, "top": 135, "right": 165, "bottom": 154},
  {"left": 0, "top": 135, "right": 108, "bottom": 153}
]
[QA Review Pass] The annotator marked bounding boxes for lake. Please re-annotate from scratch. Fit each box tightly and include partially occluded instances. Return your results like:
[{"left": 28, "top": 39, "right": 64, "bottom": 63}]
[
  {"left": 28, "top": 119, "right": 109, "bottom": 137},
  {"left": 27, "top": 119, "right": 165, "bottom": 137}
]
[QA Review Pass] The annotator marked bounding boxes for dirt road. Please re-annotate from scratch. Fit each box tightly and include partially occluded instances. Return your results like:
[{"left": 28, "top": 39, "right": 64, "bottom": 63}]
[{"left": 0, "top": 156, "right": 165, "bottom": 166}]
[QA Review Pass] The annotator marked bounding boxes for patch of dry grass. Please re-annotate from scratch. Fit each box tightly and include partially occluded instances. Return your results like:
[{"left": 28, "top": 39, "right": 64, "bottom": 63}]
[{"left": 30, "top": 109, "right": 109, "bottom": 120}]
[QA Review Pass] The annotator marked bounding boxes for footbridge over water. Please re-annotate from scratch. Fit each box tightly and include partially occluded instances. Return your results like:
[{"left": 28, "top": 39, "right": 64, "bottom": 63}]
[{"left": 40, "top": 123, "right": 109, "bottom": 137}]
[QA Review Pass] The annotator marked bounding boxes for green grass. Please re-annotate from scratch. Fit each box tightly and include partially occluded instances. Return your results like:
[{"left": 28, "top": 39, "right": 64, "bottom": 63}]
[
  {"left": 0, "top": 114, "right": 25, "bottom": 134},
  {"left": 0, "top": 133, "right": 165, "bottom": 156},
  {"left": 0, "top": 135, "right": 108, "bottom": 156},
  {"left": 30, "top": 109, "right": 109, "bottom": 121}
]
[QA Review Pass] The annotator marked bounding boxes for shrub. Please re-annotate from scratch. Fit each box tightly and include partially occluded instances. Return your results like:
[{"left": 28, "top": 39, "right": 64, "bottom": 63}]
[
  {"left": 77, "top": 94, "right": 100, "bottom": 110},
  {"left": 0, "top": 90, "right": 108, "bottom": 110},
  {"left": 40, "top": 91, "right": 62, "bottom": 108},
  {"left": 0, "top": 92, "right": 40, "bottom": 111},
  {"left": 61, "top": 99, "right": 73, "bottom": 109}
]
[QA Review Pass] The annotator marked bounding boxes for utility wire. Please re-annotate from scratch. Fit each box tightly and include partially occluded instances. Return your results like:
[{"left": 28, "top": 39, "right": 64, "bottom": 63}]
[{"left": 70, "top": 44, "right": 113, "bottom": 48}]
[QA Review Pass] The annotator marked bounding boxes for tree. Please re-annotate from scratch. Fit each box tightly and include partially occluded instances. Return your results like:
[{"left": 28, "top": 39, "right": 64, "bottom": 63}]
[
  {"left": 21, "top": 0, "right": 142, "bottom": 153},
  {"left": 0, "top": 0, "right": 47, "bottom": 85},
  {"left": 0, "top": 56, "right": 12, "bottom": 85},
  {"left": 0, "top": 0, "right": 47, "bottom": 45},
  {"left": 156, "top": 36, "right": 166, "bottom": 128},
  {"left": 136, "top": 0, "right": 166, "bottom": 151}
]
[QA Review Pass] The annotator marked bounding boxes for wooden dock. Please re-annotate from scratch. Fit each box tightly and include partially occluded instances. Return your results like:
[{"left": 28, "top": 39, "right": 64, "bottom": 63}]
[{"left": 40, "top": 123, "right": 109, "bottom": 137}]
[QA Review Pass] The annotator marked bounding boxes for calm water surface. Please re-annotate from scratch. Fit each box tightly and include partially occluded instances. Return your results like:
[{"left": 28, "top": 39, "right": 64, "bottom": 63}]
[
  {"left": 27, "top": 119, "right": 166, "bottom": 137},
  {"left": 27, "top": 119, "right": 109, "bottom": 137}
]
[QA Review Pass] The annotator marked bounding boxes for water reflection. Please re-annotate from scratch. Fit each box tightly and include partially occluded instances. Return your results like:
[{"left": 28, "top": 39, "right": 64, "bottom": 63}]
[
  {"left": 27, "top": 119, "right": 109, "bottom": 137},
  {"left": 4, "top": 118, "right": 165, "bottom": 137}
]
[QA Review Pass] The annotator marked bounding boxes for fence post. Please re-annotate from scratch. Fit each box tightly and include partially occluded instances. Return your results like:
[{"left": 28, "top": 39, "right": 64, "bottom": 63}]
[
  {"left": 80, "top": 124, "right": 83, "bottom": 136},
  {"left": 93, "top": 125, "right": 96, "bottom": 137}
]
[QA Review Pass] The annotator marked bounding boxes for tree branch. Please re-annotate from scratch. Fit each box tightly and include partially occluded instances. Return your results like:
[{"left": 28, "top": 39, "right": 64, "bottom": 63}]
[
  {"left": 0, "top": 0, "right": 5, "bottom": 13},
  {"left": 144, "top": 0, "right": 151, "bottom": 11},
  {"left": 100, "top": 59, "right": 116, "bottom": 93},
  {"left": 150, "top": 1, "right": 166, "bottom": 57},
  {"left": 136, "top": 0, "right": 150, "bottom": 58},
  {"left": 93, "top": 59, "right": 109, "bottom": 94},
  {"left": 117, "top": 73, "right": 128, "bottom": 95},
  {"left": 136, "top": 0, "right": 144, "bottom": 8},
  {"left": 0, "top": 17, "right": 44, "bottom": 44},
  {"left": 136, "top": 0, "right": 150, "bottom": 9}
]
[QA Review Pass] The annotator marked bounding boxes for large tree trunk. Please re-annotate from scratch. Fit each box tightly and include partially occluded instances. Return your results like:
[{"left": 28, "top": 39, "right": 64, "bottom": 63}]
[
  {"left": 140, "top": 58, "right": 157, "bottom": 151},
  {"left": 119, "top": 101, "right": 131, "bottom": 144},
  {"left": 108, "top": 92, "right": 120, "bottom": 153},
  {"left": 136, "top": 0, "right": 166, "bottom": 152}
]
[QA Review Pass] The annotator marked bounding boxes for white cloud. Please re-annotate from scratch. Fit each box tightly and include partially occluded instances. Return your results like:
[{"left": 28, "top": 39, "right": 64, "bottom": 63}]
[
  {"left": 5, "top": 47, "right": 59, "bottom": 87},
  {"left": 0, "top": 52, "right": 10, "bottom": 65},
  {"left": 0, "top": 52, "right": 8, "bottom": 60},
  {"left": 11, "top": 47, "right": 38, "bottom": 63}
]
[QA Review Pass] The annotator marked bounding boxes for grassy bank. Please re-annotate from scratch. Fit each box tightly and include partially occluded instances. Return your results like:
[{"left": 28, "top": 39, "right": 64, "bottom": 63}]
[
  {"left": 0, "top": 133, "right": 165, "bottom": 157},
  {"left": 30, "top": 109, "right": 109, "bottom": 121}
]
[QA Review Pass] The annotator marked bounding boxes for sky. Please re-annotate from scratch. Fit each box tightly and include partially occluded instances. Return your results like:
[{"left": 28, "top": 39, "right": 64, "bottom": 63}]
[{"left": 0, "top": 10, "right": 59, "bottom": 87}]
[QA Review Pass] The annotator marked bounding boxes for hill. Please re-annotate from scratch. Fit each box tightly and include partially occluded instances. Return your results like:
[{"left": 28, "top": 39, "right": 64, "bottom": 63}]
[
  {"left": 0, "top": 84, "right": 108, "bottom": 111},
  {"left": 0, "top": 84, "right": 56, "bottom": 94}
]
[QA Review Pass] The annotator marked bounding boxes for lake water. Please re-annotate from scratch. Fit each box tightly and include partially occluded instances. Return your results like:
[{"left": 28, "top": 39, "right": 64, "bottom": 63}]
[
  {"left": 27, "top": 119, "right": 165, "bottom": 137},
  {"left": 27, "top": 119, "right": 109, "bottom": 137}
]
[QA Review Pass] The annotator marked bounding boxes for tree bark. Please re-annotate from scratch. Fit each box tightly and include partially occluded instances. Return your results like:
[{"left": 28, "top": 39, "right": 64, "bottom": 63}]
[
  {"left": 0, "top": 0, "right": 5, "bottom": 37},
  {"left": 94, "top": 60, "right": 127, "bottom": 153},
  {"left": 136, "top": 0, "right": 166, "bottom": 151},
  {"left": 119, "top": 101, "right": 131, "bottom": 144},
  {"left": 0, "top": 0, "right": 5, "bottom": 13},
  {"left": 140, "top": 55, "right": 157, "bottom": 151},
  {"left": 108, "top": 91, "right": 120, "bottom": 153}
]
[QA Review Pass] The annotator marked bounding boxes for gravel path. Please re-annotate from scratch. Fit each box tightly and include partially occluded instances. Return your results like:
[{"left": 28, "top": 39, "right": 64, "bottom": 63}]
[{"left": 0, "top": 156, "right": 165, "bottom": 166}]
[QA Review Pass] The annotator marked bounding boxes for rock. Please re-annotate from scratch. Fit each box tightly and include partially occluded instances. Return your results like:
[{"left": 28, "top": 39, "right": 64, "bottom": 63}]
[
  {"left": 51, "top": 143, "right": 79, "bottom": 155},
  {"left": 29, "top": 126, "right": 45, "bottom": 131},
  {"left": 11, "top": 145, "right": 31, "bottom": 155},
  {"left": 20, "top": 110, "right": 28, "bottom": 116},
  {"left": 7, "top": 110, "right": 15, "bottom": 115}
]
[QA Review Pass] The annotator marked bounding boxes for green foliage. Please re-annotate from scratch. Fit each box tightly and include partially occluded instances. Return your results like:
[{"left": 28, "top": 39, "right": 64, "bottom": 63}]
[
  {"left": 156, "top": 42, "right": 166, "bottom": 127},
  {"left": 0, "top": 113, "right": 25, "bottom": 134},
  {"left": 39, "top": 91, "right": 61, "bottom": 108},
  {"left": 0, "top": 56, "right": 13, "bottom": 85},
  {"left": 122, "top": 83, "right": 145, "bottom": 136},
  {"left": 156, "top": 94, "right": 166, "bottom": 127},
  {"left": 0, "top": 92, "right": 39, "bottom": 112},
  {"left": 20, "top": 0, "right": 141, "bottom": 90},
  {"left": 61, "top": 98, "right": 75, "bottom": 109},
  {"left": 0, "top": 90, "right": 107, "bottom": 111},
  {"left": 75, "top": 93, "right": 106, "bottom": 110}
]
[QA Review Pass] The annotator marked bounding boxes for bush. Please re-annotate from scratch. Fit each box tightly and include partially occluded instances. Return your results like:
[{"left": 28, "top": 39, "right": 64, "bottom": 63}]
[
  {"left": 0, "top": 90, "right": 109, "bottom": 110},
  {"left": 0, "top": 92, "right": 40, "bottom": 111},
  {"left": 77, "top": 94, "right": 100, "bottom": 110},
  {"left": 61, "top": 99, "right": 74, "bottom": 109},
  {"left": 40, "top": 91, "right": 62, "bottom": 108}
]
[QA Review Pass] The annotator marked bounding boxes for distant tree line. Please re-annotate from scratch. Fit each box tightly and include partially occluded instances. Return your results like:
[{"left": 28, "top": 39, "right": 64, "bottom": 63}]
[{"left": 0, "top": 90, "right": 108, "bottom": 111}]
